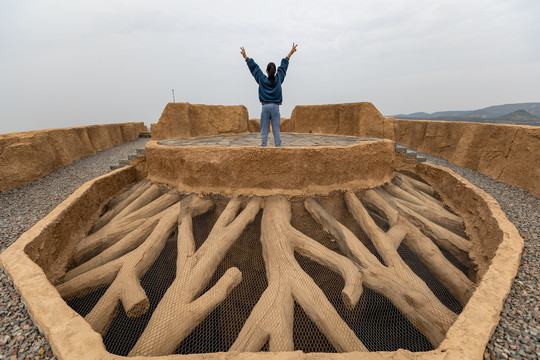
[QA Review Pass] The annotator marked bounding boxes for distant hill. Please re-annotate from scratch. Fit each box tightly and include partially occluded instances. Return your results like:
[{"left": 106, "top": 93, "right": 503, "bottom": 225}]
[{"left": 392, "top": 102, "right": 540, "bottom": 126}]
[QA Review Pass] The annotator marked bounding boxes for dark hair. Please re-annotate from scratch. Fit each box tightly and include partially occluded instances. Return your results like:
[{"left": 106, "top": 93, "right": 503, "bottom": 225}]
[{"left": 267, "top": 62, "right": 276, "bottom": 85}]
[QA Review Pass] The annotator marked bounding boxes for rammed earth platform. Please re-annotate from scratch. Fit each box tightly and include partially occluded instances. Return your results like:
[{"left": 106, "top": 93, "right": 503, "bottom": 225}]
[
  {"left": 158, "top": 132, "right": 381, "bottom": 147},
  {"left": 148, "top": 133, "right": 394, "bottom": 197}
]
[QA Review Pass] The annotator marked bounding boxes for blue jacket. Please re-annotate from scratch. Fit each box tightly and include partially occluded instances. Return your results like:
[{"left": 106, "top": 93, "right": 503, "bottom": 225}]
[{"left": 246, "top": 57, "right": 289, "bottom": 104}]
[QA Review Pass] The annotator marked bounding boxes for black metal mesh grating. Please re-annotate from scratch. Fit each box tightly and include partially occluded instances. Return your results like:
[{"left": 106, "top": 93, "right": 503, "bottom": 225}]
[{"left": 65, "top": 192, "right": 469, "bottom": 356}]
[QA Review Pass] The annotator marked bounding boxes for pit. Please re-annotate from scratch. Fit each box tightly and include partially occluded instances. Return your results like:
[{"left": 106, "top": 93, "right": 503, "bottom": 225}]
[{"left": 0, "top": 131, "right": 524, "bottom": 360}]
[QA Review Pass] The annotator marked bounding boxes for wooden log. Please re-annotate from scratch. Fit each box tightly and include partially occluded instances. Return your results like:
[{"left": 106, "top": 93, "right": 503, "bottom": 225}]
[
  {"left": 306, "top": 194, "right": 458, "bottom": 347},
  {"left": 71, "top": 188, "right": 182, "bottom": 266},
  {"left": 128, "top": 196, "right": 261, "bottom": 357},
  {"left": 392, "top": 174, "right": 466, "bottom": 235},
  {"left": 57, "top": 204, "right": 179, "bottom": 301},
  {"left": 395, "top": 172, "right": 435, "bottom": 196},
  {"left": 61, "top": 216, "right": 160, "bottom": 282},
  {"left": 374, "top": 189, "right": 472, "bottom": 267},
  {"left": 109, "top": 179, "right": 150, "bottom": 206},
  {"left": 58, "top": 196, "right": 215, "bottom": 336},
  {"left": 90, "top": 180, "right": 151, "bottom": 233},
  {"left": 384, "top": 182, "right": 433, "bottom": 207},
  {"left": 110, "top": 184, "right": 162, "bottom": 221},
  {"left": 231, "top": 196, "right": 366, "bottom": 353},
  {"left": 362, "top": 190, "right": 475, "bottom": 305}
]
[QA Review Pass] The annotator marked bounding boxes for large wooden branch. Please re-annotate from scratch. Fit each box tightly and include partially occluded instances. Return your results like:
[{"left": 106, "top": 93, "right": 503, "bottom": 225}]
[
  {"left": 374, "top": 188, "right": 472, "bottom": 267},
  {"left": 390, "top": 174, "right": 465, "bottom": 235},
  {"left": 85, "top": 196, "right": 213, "bottom": 335},
  {"left": 71, "top": 187, "right": 182, "bottom": 265},
  {"left": 231, "top": 196, "right": 366, "bottom": 353},
  {"left": 361, "top": 190, "right": 474, "bottom": 305},
  {"left": 392, "top": 174, "right": 440, "bottom": 208},
  {"left": 108, "top": 179, "right": 150, "bottom": 207},
  {"left": 394, "top": 172, "right": 434, "bottom": 196},
  {"left": 91, "top": 180, "right": 151, "bottom": 233},
  {"left": 57, "top": 200, "right": 193, "bottom": 335},
  {"left": 128, "top": 196, "right": 261, "bottom": 357},
  {"left": 110, "top": 184, "right": 165, "bottom": 223},
  {"left": 306, "top": 194, "right": 457, "bottom": 347},
  {"left": 62, "top": 216, "right": 161, "bottom": 282}
]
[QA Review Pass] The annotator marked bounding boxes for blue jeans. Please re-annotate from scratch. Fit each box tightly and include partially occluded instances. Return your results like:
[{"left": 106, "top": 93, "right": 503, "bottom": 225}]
[{"left": 260, "top": 103, "right": 281, "bottom": 147}]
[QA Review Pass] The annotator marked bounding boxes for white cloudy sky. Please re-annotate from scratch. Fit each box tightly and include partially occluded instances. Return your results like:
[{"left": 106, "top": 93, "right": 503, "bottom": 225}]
[{"left": 1, "top": 0, "right": 539, "bottom": 133}]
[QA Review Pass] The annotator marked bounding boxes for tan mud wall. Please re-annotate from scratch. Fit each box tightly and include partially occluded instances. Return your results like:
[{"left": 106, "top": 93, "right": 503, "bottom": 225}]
[
  {"left": 287, "top": 102, "right": 539, "bottom": 198},
  {"left": 151, "top": 102, "right": 249, "bottom": 140},
  {"left": 289, "top": 102, "right": 395, "bottom": 139},
  {"left": 0, "top": 123, "right": 146, "bottom": 192},
  {"left": 247, "top": 118, "right": 291, "bottom": 132},
  {"left": 146, "top": 139, "right": 395, "bottom": 197},
  {"left": 391, "top": 119, "right": 540, "bottom": 198}
]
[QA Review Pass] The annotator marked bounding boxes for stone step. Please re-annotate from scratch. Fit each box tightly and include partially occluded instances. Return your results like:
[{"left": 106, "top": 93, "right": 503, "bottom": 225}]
[
  {"left": 395, "top": 142, "right": 427, "bottom": 163},
  {"left": 405, "top": 150, "right": 417, "bottom": 159},
  {"left": 136, "top": 148, "right": 146, "bottom": 155},
  {"left": 128, "top": 154, "right": 138, "bottom": 161},
  {"left": 395, "top": 144, "right": 408, "bottom": 153},
  {"left": 110, "top": 164, "right": 122, "bottom": 171},
  {"left": 119, "top": 159, "right": 130, "bottom": 166},
  {"left": 139, "top": 131, "right": 151, "bottom": 138}
]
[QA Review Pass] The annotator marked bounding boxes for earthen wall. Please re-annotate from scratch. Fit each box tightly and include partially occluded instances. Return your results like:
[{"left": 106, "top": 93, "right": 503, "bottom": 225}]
[
  {"left": 146, "top": 139, "right": 395, "bottom": 197},
  {"left": 151, "top": 102, "right": 249, "bottom": 140},
  {"left": 390, "top": 119, "right": 540, "bottom": 198},
  {"left": 0, "top": 122, "right": 146, "bottom": 192},
  {"left": 289, "top": 102, "right": 395, "bottom": 139},
  {"left": 287, "top": 102, "right": 539, "bottom": 198}
]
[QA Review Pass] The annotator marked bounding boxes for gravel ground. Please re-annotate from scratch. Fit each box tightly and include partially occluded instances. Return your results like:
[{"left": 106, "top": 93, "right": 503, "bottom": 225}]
[
  {"left": 0, "top": 139, "right": 538, "bottom": 359},
  {"left": 419, "top": 153, "right": 540, "bottom": 360},
  {"left": 0, "top": 138, "right": 149, "bottom": 359}
]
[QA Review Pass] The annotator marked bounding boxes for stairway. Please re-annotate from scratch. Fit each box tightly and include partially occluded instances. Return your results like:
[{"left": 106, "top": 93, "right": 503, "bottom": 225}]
[
  {"left": 394, "top": 143, "right": 426, "bottom": 162},
  {"left": 110, "top": 148, "right": 146, "bottom": 171}
]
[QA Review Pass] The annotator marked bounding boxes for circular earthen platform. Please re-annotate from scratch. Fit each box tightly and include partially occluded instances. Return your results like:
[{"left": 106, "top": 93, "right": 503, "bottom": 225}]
[
  {"left": 158, "top": 132, "right": 381, "bottom": 147},
  {"left": 147, "top": 133, "right": 396, "bottom": 196}
]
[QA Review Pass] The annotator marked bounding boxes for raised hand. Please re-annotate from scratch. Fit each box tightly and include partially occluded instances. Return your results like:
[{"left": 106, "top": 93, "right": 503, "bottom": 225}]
[
  {"left": 240, "top": 46, "right": 248, "bottom": 60},
  {"left": 287, "top": 43, "right": 298, "bottom": 59}
]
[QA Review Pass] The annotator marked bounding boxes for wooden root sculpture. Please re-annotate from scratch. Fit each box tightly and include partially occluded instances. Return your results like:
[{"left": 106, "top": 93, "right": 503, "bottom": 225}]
[
  {"left": 57, "top": 171, "right": 474, "bottom": 355},
  {"left": 128, "top": 196, "right": 262, "bottom": 356},
  {"left": 230, "top": 196, "right": 365, "bottom": 353},
  {"left": 57, "top": 195, "right": 214, "bottom": 335},
  {"left": 305, "top": 190, "right": 463, "bottom": 347}
]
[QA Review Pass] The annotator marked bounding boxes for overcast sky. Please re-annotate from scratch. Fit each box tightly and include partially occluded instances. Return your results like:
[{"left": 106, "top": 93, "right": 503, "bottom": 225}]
[{"left": 1, "top": 0, "right": 539, "bottom": 134}]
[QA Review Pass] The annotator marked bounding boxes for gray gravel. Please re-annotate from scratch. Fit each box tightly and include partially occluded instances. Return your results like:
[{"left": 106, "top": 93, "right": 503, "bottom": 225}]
[
  {"left": 0, "top": 139, "right": 538, "bottom": 359},
  {"left": 0, "top": 138, "right": 149, "bottom": 359},
  {"left": 419, "top": 153, "right": 540, "bottom": 360}
]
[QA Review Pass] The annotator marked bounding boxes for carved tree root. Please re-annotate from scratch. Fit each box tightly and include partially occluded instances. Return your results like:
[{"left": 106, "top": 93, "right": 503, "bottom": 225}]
[
  {"left": 231, "top": 196, "right": 366, "bottom": 353},
  {"left": 62, "top": 215, "right": 161, "bottom": 282},
  {"left": 374, "top": 188, "right": 472, "bottom": 267},
  {"left": 305, "top": 193, "right": 458, "bottom": 347},
  {"left": 108, "top": 179, "right": 150, "bottom": 207},
  {"left": 361, "top": 190, "right": 474, "bottom": 305},
  {"left": 71, "top": 187, "right": 182, "bottom": 266},
  {"left": 57, "top": 196, "right": 214, "bottom": 335},
  {"left": 395, "top": 172, "right": 434, "bottom": 196},
  {"left": 386, "top": 176, "right": 466, "bottom": 236},
  {"left": 91, "top": 179, "right": 151, "bottom": 233},
  {"left": 128, "top": 196, "right": 262, "bottom": 357}
]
